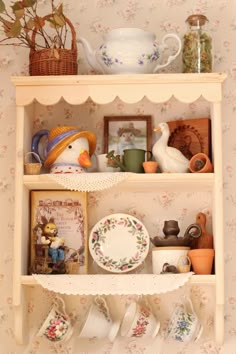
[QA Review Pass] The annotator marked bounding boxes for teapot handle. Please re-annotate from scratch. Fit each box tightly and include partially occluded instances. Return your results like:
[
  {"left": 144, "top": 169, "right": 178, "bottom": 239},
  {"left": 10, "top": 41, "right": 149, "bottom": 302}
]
[
  {"left": 31, "top": 129, "right": 49, "bottom": 162},
  {"left": 153, "top": 33, "right": 182, "bottom": 73}
]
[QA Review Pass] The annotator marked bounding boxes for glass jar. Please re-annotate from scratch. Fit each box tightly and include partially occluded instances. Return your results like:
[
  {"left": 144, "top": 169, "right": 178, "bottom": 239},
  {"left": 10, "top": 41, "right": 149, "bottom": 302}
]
[{"left": 182, "top": 14, "right": 212, "bottom": 73}]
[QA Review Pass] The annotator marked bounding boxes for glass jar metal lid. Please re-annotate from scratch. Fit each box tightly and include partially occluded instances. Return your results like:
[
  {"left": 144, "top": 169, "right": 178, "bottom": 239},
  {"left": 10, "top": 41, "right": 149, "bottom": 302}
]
[{"left": 186, "top": 14, "right": 208, "bottom": 27}]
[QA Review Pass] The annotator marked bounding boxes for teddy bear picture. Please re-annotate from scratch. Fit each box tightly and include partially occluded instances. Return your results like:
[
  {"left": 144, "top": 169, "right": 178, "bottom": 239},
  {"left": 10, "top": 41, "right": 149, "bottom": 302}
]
[{"left": 30, "top": 191, "right": 88, "bottom": 275}]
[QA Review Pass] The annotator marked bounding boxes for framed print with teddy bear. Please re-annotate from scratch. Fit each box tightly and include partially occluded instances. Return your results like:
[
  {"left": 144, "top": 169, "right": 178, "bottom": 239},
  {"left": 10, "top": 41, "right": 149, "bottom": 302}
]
[{"left": 30, "top": 190, "right": 88, "bottom": 275}]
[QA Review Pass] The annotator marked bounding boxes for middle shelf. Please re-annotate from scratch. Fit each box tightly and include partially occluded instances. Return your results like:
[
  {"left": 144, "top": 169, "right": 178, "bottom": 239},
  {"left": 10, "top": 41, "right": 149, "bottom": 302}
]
[{"left": 23, "top": 173, "right": 214, "bottom": 191}]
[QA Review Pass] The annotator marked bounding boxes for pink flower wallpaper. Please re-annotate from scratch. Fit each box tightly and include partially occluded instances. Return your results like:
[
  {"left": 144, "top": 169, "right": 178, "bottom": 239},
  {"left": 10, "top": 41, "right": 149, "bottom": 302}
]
[{"left": 0, "top": 0, "right": 235, "bottom": 353}]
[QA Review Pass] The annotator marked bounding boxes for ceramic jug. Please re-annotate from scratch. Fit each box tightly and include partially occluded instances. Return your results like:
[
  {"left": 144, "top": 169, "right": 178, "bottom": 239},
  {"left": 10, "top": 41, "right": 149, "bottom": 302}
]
[
  {"left": 78, "top": 27, "right": 182, "bottom": 74},
  {"left": 31, "top": 126, "right": 96, "bottom": 173},
  {"left": 107, "top": 149, "right": 152, "bottom": 173}
]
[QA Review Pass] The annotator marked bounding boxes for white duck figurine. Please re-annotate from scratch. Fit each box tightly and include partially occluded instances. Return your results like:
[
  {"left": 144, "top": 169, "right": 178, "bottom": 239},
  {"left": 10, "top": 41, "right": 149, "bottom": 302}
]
[
  {"left": 152, "top": 122, "right": 190, "bottom": 173},
  {"left": 31, "top": 126, "right": 97, "bottom": 173}
]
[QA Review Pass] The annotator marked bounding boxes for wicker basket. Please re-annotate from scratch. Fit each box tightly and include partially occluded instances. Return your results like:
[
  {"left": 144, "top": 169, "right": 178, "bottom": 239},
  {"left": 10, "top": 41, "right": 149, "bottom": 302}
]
[
  {"left": 29, "top": 16, "right": 78, "bottom": 76},
  {"left": 24, "top": 152, "right": 42, "bottom": 175},
  {"left": 177, "top": 255, "right": 191, "bottom": 273}
]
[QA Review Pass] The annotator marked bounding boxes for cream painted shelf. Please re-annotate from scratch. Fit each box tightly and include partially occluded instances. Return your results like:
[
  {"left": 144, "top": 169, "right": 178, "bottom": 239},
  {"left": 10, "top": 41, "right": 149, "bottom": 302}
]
[
  {"left": 23, "top": 173, "right": 214, "bottom": 191},
  {"left": 12, "top": 73, "right": 226, "bottom": 345},
  {"left": 20, "top": 274, "right": 216, "bottom": 288}
]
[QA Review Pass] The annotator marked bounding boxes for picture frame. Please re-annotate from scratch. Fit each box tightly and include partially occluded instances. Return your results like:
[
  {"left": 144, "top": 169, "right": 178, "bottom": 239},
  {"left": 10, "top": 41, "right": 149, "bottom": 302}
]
[
  {"left": 167, "top": 118, "right": 211, "bottom": 160},
  {"left": 30, "top": 190, "right": 88, "bottom": 275},
  {"left": 103, "top": 115, "right": 152, "bottom": 155}
]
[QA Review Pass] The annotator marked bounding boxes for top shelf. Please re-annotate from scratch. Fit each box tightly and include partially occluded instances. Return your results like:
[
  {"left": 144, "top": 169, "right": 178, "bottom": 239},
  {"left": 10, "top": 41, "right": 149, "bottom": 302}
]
[{"left": 11, "top": 73, "right": 227, "bottom": 106}]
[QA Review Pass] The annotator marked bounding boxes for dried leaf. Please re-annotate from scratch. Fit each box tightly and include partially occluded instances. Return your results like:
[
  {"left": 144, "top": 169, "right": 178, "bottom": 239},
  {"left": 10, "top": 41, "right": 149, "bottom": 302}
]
[
  {"left": 5, "top": 19, "right": 22, "bottom": 38},
  {"left": 22, "top": 0, "right": 37, "bottom": 7},
  {"left": 11, "top": 2, "right": 24, "bottom": 11},
  {"left": 0, "top": 0, "right": 6, "bottom": 13},
  {"left": 53, "top": 14, "right": 66, "bottom": 27},
  {"left": 14, "top": 8, "right": 25, "bottom": 19},
  {"left": 34, "top": 16, "right": 45, "bottom": 30},
  {"left": 56, "top": 3, "right": 64, "bottom": 16},
  {"left": 26, "top": 18, "right": 34, "bottom": 30}
]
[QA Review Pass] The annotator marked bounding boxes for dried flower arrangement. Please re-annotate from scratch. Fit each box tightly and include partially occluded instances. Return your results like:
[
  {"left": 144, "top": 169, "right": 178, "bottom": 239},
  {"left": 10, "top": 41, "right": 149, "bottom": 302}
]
[{"left": 0, "top": 0, "right": 78, "bottom": 75}]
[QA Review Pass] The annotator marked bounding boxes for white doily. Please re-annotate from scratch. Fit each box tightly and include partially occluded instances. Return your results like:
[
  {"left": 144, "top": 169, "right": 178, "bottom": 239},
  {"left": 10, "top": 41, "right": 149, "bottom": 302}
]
[
  {"left": 32, "top": 273, "right": 194, "bottom": 295},
  {"left": 48, "top": 172, "right": 131, "bottom": 192}
]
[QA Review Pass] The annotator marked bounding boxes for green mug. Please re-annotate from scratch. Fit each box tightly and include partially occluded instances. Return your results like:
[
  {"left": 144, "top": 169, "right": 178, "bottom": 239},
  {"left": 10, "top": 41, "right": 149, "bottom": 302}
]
[{"left": 123, "top": 149, "right": 153, "bottom": 173}]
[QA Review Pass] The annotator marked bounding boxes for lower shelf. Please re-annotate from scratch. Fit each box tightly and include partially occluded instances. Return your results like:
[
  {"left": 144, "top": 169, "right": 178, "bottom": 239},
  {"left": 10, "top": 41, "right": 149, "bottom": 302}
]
[{"left": 20, "top": 274, "right": 216, "bottom": 295}]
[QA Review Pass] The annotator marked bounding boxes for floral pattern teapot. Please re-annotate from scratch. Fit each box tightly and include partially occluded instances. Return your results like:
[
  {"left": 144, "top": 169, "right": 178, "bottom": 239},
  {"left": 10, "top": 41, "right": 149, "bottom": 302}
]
[{"left": 78, "top": 27, "right": 182, "bottom": 74}]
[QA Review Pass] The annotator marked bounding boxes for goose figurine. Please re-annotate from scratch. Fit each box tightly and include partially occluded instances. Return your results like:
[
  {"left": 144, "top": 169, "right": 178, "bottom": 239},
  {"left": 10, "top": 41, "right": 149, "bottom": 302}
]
[
  {"left": 32, "top": 126, "right": 97, "bottom": 173},
  {"left": 152, "top": 122, "right": 190, "bottom": 173}
]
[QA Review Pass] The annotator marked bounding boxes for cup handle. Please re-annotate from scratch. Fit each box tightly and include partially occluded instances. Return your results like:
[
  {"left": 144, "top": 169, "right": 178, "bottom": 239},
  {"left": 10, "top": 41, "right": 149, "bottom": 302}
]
[
  {"left": 53, "top": 295, "right": 68, "bottom": 317},
  {"left": 146, "top": 150, "right": 153, "bottom": 161},
  {"left": 94, "top": 296, "right": 112, "bottom": 322},
  {"left": 183, "top": 296, "right": 195, "bottom": 315}
]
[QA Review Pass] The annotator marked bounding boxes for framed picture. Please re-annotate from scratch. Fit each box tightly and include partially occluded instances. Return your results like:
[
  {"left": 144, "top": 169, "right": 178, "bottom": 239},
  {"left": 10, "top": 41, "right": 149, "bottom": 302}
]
[
  {"left": 30, "top": 190, "right": 88, "bottom": 275},
  {"left": 103, "top": 115, "right": 152, "bottom": 155},
  {"left": 167, "top": 118, "right": 211, "bottom": 160}
]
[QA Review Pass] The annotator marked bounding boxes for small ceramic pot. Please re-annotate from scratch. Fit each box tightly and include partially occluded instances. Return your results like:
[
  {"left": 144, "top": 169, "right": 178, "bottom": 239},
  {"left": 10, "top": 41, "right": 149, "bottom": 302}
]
[
  {"left": 165, "top": 297, "right": 203, "bottom": 343},
  {"left": 152, "top": 246, "right": 190, "bottom": 274},
  {"left": 120, "top": 301, "right": 160, "bottom": 338},
  {"left": 78, "top": 296, "right": 120, "bottom": 342},
  {"left": 188, "top": 248, "right": 214, "bottom": 274},
  {"left": 37, "top": 296, "right": 73, "bottom": 343},
  {"left": 143, "top": 161, "right": 158, "bottom": 173},
  {"left": 189, "top": 153, "right": 213, "bottom": 173}
]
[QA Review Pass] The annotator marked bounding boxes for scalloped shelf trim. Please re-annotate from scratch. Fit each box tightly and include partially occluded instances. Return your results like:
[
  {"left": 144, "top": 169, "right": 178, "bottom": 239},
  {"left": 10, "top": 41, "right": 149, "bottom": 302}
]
[
  {"left": 32, "top": 273, "right": 194, "bottom": 295},
  {"left": 11, "top": 73, "right": 227, "bottom": 105}
]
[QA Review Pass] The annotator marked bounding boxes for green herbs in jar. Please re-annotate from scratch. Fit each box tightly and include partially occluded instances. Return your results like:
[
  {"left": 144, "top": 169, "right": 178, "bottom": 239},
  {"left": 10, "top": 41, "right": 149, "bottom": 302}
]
[{"left": 182, "top": 14, "right": 212, "bottom": 73}]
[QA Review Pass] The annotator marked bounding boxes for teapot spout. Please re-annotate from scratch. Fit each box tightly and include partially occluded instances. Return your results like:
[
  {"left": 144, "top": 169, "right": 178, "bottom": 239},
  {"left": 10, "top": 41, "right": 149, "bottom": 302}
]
[{"left": 77, "top": 37, "right": 104, "bottom": 73}]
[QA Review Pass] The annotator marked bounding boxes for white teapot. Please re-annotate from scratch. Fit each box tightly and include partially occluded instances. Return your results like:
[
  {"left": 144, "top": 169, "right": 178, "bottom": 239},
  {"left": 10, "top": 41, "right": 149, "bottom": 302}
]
[{"left": 78, "top": 27, "right": 181, "bottom": 74}]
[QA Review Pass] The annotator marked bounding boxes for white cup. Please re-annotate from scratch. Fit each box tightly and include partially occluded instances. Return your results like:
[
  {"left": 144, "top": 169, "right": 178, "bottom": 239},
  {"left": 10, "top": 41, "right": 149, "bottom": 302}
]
[
  {"left": 120, "top": 301, "right": 160, "bottom": 338},
  {"left": 37, "top": 296, "right": 73, "bottom": 343},
  {"left": 78, "top": 296, "right": 120, "bottom": 342},
  {"left": 165, "top": 296, "right": 203, "bottom": 343},
  {"left": 96, "top": 154, "right": 120, "bottom": 172}
]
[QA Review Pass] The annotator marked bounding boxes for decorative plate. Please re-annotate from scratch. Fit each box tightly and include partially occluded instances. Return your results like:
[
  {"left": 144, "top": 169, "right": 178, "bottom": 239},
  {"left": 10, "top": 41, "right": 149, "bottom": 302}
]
[{"left": 89, "top": 213, "right": 150, "bottom": 273}]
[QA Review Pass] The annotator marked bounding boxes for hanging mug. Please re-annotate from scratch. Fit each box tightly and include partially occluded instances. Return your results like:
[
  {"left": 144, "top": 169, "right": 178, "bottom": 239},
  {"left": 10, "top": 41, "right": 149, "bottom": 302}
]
[
  {"left": 37, "top": 295, "right": 73, "bottom": 343},
  {"left": 78, "top": 296, "right": 120, "bottom": 342},
  {"left": 165, "top": 296, "right": 203, "bottom": 343}
]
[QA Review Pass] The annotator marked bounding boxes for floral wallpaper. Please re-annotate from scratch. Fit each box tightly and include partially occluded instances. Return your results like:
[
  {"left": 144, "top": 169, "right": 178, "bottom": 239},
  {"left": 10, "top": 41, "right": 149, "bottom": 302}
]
[{"left": 0, "top": 0, "right": 236, "bottom": 353}]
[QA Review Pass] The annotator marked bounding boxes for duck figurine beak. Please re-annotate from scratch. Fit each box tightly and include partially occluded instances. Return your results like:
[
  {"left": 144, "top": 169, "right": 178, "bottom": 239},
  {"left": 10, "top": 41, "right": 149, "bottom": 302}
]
[
  {"left": 153, "top": 127, "right": 161, "bottom": 132},
  {"left": 78, "top": 149, "right": 92, "bottom": 168}
]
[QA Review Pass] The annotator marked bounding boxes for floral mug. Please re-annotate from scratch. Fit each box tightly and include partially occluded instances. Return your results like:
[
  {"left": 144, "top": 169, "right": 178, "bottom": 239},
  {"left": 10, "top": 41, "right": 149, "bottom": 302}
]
[
  {"left": 165, "top": 296, "right": 203, "bottom": 343},
  {"left": 120, "top": 300, "right": 160, "bottom": 338},
  {"left": 37, "top": 296, "right": 73, "bottom": 343}
]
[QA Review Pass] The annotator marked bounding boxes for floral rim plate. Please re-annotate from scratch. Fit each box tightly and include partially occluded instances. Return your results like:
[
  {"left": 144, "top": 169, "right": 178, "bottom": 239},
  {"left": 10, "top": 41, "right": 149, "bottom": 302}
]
[{"left": 89, "top": 213, "right": 150, "bottom": 273}]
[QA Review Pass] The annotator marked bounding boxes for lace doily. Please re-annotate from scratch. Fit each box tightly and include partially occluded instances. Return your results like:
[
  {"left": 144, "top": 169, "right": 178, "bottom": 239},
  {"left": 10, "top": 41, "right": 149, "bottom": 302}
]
[
  {"left": 48, "top": 172, "right": 131, "bottom": 192},
  {"left": 32, "top": 273, "right": 194, "bottom": 295}
]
